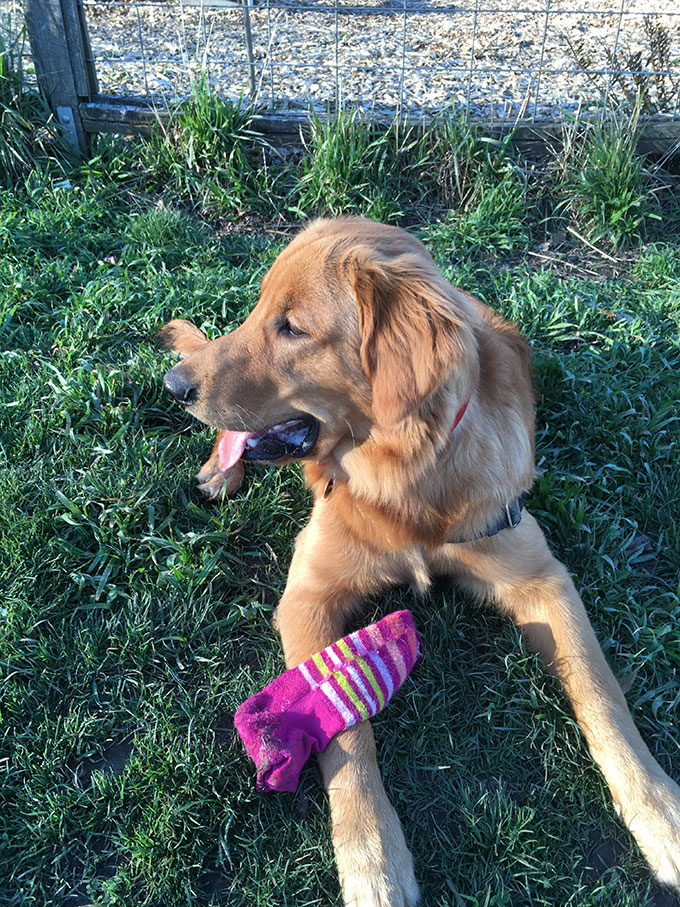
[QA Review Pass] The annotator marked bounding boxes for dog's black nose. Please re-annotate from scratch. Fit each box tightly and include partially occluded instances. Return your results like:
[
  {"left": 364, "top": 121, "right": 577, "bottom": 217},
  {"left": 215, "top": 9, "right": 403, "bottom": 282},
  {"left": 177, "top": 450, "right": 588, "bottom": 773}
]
[{"left": 163, "top": 365, "right": 198, "bottom": 406}]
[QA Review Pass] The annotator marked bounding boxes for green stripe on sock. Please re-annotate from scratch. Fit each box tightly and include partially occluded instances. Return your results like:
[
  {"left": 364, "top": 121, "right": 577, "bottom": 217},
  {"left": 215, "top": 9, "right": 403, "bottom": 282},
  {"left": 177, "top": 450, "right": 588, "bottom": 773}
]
[
  {"left": 355, "top": 655, "right": 385, "bottom": 709},
  {"left": 337, "top": 635, "right": 387, "bottom": 712},
  {"left": 334, "top": 672, "right": 370, "bottom": 720},
  {"left": 312, "top": 653, "right": 330, "bottom": 678}
]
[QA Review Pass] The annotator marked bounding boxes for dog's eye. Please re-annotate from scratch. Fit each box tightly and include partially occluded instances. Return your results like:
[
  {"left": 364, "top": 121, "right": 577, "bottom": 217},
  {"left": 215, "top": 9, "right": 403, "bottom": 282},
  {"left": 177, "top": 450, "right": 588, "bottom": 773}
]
[{"left": 279, "top": 319, "right": 307, "bottom": 338}]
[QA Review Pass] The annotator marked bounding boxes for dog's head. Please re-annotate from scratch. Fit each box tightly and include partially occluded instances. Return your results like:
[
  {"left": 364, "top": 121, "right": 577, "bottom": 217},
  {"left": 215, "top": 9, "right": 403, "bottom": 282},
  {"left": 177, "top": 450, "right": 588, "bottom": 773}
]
[{"left": 161, "top": 218, "right": 478, "bottom": 471}]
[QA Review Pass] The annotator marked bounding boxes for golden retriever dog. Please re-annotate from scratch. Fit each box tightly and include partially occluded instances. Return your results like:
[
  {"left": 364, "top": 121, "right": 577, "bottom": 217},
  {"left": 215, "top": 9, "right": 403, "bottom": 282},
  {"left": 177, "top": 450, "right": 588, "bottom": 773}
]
[{"left": 160, "top": 217, "right": 680, "bottom": 905}]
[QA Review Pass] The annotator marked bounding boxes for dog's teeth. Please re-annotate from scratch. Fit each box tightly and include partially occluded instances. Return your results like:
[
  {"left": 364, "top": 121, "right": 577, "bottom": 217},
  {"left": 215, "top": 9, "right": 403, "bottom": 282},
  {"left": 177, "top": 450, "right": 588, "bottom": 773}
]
[
  {"left": 246, "top": 438, "right": 259, "bottom": 448},
  {"left": 272, "top": 423, "right": 285, "bottom": 431}
]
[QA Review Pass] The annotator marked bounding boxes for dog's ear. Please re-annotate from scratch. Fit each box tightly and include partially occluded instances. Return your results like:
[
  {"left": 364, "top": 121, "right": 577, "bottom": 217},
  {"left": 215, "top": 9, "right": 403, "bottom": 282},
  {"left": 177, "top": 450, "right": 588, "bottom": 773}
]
[
  {"left": 351, "top": 251, "right": 476, "bottom": 428},
  {"left": 157, "top": 319, "right": 209, "bottom": 358}
]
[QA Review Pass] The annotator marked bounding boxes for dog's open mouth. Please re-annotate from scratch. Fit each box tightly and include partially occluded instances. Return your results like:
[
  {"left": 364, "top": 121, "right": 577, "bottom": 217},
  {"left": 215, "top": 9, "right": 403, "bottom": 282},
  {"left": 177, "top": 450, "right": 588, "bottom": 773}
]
[{"left": 218, "top": 418, "right": 319, "bottom": 471}]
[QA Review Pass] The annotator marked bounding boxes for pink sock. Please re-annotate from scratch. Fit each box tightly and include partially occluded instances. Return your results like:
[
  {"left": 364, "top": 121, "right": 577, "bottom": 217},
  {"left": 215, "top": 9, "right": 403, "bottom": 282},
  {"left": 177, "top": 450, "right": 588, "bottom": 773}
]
[{"left": 233, "top": 610, "right": 422, "bottom": 792}]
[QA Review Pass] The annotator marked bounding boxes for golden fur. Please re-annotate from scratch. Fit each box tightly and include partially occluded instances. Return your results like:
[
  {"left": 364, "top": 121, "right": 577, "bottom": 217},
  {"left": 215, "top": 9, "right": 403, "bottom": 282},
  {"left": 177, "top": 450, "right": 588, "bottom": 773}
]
[{"left": 161, "top": 217, "right": 680, "bottom": 905}]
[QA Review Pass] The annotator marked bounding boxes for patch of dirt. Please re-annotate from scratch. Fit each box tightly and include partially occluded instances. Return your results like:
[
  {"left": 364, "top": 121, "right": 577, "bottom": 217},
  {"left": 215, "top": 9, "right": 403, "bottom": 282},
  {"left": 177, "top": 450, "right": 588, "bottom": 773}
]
[
  {"left": 577, "top": 827, "right": 677, "bottom": 906},
  {"left": 578, "top": 826, "right": 625, "bottom": 884},
  {"left": 213, "top": 711, "right": 236, "bottom": 748},
  {"left": 58, "top": 836, "right": 124, "bottom": 907},
  {"left": 71, "top": 737, "right": 135, "bottom": 787},
  {"left": 195, "top": 868, "right": 235, "bottom": 905}
]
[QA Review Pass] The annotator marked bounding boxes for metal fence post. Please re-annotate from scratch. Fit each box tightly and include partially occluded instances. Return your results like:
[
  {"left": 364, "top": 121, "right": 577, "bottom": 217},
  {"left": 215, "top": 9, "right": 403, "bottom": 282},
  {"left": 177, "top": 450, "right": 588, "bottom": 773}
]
[
  {"left": 242, "top": 0, "right": 256, "bottom": 100},
  {"left": 24, "top": 0, "right": 98, "bottom": 156}
]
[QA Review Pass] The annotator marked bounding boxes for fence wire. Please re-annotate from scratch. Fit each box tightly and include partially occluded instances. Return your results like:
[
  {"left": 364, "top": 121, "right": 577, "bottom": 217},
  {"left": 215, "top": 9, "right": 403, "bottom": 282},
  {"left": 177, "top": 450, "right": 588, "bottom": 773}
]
[{"left": 4, "top": 0, "right": 680, "bottom": 120}]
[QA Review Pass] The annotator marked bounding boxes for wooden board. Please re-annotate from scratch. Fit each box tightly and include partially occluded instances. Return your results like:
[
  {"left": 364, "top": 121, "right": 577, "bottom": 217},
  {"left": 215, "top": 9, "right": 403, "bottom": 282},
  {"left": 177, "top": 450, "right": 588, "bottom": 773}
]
[{"left": 80, "top": 97, "right": 680, "bottom": 160}]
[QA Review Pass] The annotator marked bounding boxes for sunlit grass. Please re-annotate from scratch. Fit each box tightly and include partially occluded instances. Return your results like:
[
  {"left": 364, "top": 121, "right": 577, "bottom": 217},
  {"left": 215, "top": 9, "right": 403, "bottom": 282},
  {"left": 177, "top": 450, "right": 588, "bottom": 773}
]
[{"left": 1, "top": 164, "right": 679, "bottom": 905}]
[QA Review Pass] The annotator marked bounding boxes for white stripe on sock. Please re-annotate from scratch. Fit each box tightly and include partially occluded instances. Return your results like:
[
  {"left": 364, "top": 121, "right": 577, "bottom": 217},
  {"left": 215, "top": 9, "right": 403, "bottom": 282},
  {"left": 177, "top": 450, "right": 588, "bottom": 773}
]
[
  {"left": 321, "top": 680, "right": 355, "bottom": 726},
  {"left": 368, "top": 651, "right": 394, "bottom": 700},
  {"left": 299, "top": 662, "right": 317, "bottom": 689},
  {"left": 348, "top": 630, "right": 367, "bottom": 656},
  {"left": 389, "top": 641, "right": 408, "bottom": 682},
  {"left": 326, "top": 646, "right": 342, "bottom": 667}
]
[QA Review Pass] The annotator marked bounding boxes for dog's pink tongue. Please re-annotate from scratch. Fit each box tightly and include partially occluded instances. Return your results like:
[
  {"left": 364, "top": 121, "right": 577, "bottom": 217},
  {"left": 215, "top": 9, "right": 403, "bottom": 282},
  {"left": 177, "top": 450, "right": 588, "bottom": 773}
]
[{"left": 219, "top": 430, "right": 255, "bottom": 471}]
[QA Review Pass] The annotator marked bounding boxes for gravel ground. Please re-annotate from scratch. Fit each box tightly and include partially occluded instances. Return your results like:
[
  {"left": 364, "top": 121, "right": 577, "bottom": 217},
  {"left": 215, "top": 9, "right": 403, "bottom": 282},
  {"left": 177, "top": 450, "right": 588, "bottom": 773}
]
[
  {"left": 4, "top": 0, "right": 680, "bottom": 118},
  {"left": 82, "top": 0, "right": 680, "bottom": 118}
]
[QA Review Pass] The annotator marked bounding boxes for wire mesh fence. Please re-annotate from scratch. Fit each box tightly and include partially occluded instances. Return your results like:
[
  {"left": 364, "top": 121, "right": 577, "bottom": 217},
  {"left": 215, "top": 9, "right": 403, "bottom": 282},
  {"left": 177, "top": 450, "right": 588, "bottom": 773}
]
[
  {"left": 81, "top": 0, "right": 680, "bottom": 120},
  {"left": 3, "top": 0, "right": 680, "bottom": 136}
]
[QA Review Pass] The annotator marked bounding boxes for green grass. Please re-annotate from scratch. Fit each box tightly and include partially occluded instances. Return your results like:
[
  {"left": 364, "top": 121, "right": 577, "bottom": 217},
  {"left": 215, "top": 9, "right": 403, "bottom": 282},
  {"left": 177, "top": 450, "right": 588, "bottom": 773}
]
[
  {"left": 1, "top": 81, "right": 680, "bottom": 905},
  {"left": 547, "top": 109, "right": 663, "bottom": 251},
  {"left": 63, "top": 82, "right": 680, "bottom": 253},
  {"left": 412, "top": 115, "right": 536, "bottom": 254},
  {"left": 1, "top": 163, "right": 679, "bottom": 907},
  {"left": 423, "top": 170, "right": 531, "bottom": 256},
  {"left": 291, "top": 109, "right": 431, "bottom": 222},
  {"left": 139, "top": 80, "right": 280, "bottom": 219}
]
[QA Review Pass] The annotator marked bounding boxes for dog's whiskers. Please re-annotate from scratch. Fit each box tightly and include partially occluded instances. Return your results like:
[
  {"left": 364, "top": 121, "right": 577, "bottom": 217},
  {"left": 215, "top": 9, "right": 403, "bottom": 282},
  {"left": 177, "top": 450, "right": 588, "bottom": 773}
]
[{"left": 219, "top": 402, "right": 269, "bottom": 433}]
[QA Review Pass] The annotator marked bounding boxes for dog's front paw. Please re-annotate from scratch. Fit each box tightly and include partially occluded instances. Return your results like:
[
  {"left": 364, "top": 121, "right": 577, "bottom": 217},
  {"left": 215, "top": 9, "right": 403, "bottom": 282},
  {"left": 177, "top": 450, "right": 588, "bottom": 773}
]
[
  {"left": 334, "top": 796, "right": 419, "bottom": 907},
  {"left": 620, "top": 772, "right": 680, "bottom": 890},
  {"left": 196, "top": 459, "right": 245, "bottom": 499}
]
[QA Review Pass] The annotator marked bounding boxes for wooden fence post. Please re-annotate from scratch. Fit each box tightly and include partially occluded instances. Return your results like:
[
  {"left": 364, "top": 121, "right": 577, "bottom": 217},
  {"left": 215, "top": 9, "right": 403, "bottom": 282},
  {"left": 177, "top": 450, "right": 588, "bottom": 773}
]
[{"left": 24, "top": 0, "right": 98, "bottom": 156}]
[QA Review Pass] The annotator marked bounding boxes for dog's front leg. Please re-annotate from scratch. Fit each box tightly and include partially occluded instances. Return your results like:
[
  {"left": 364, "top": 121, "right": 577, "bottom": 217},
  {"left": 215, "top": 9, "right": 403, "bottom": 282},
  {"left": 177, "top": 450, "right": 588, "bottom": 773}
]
[
  {"left": 318, "top": 723, "right": 419, "bottom": 907},
  {"left": 274, "top": 522, "right": 419, "bottom": 907},
  {"left": 436, "top": 512, "right": 680, "bottom": 889}
]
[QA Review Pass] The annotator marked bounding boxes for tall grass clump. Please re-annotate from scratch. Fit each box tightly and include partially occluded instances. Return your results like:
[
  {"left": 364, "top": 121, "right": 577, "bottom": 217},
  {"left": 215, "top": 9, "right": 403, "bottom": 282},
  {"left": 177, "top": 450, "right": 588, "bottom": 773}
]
[
  {"left": 293, "top": 108, "right": 425, "bottom": 222},
  {"left": 552, "top": 109, "right": 659, "bottom": 251},
  {"left": 140, "top": 77, "right": 277, "bottom": 218},
  {"left": 419, "top": 114, "right": 532, "bottom": 255},
  {"left": 0, "top": 18, "right": 69, "bottom": 187},
  {"left": 419, "top": 112, "right": 511, "bottom": 210}
]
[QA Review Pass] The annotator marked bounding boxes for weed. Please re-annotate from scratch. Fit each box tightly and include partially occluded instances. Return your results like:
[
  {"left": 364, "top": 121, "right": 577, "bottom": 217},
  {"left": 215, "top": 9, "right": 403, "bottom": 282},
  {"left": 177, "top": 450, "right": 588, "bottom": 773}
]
[
  {"left": 292, "top": 108, "right": 424, "bottom": 221},
  {"left": 418, "top": 113, "right": 515, "bottom": 211},
  {"left": 123, "top": 202, "right": 213, "bottom": 268},
  {"left": 551, "top": 109, "right": 659, "bottom": 251},
  {"left": 632, "top": 243, "right": 680, "bottom": 285},
  {"left": 420, "top": 118, "right": 531, "bottom": 255},
  {"left": 562, "top": 15, "right": 680, "bottom": 114},
  {"left": 139, "top": 77, "right": 278, "bottom": 218},
  {"left": 0, "top": 16, "right": 70, "bottom": 187},
  {"left": 423, "top": 167, "right": 530, "bottom": 255}
]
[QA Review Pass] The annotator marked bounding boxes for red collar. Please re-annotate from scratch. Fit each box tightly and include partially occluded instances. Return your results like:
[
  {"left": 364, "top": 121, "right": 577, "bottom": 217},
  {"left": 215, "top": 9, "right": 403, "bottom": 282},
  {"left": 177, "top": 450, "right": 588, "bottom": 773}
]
[{"left": 449, "top": 397, "right": 470, "bottom": 436}]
